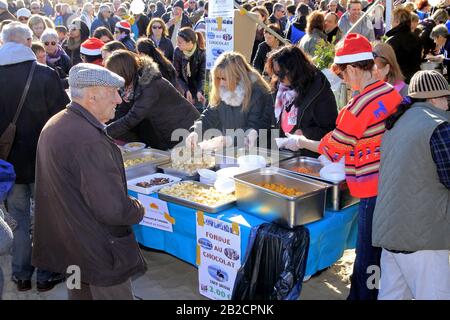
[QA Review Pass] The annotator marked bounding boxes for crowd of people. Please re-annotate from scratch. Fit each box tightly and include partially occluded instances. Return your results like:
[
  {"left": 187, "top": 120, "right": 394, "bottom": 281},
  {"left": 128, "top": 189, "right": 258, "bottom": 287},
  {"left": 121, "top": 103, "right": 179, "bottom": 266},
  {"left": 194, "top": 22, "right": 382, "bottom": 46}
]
[{"left": 0, "top": 0, "right": 449, "bottom": 301}]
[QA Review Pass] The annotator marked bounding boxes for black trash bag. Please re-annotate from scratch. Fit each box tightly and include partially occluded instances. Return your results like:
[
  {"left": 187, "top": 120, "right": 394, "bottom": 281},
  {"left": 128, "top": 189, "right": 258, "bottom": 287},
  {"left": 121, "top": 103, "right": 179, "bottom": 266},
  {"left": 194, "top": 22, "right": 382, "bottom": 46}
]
[{"left": 231, "top": 220, "right": 310, "bottom": 300}]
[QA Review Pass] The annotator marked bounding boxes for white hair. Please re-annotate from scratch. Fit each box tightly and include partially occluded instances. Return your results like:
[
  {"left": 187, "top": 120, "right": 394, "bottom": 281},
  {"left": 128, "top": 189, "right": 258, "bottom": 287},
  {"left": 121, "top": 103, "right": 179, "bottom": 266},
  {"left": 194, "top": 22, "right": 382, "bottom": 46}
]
[
  {"left": 1, "top": 22, "right": 33, "bottom": 44},
  {"left": 69, "top": 87, "right": 87, "bottom": 100},
  {"left": 40, "top": 28, "right": 58, "bottom": 43}
]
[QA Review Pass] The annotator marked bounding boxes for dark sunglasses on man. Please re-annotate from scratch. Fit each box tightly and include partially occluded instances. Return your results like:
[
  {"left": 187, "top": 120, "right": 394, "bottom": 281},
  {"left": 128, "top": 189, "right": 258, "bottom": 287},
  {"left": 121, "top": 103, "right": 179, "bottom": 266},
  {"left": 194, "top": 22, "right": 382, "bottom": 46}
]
[{"left": 44, "top": 41, "right": 57, "bottom": 46}]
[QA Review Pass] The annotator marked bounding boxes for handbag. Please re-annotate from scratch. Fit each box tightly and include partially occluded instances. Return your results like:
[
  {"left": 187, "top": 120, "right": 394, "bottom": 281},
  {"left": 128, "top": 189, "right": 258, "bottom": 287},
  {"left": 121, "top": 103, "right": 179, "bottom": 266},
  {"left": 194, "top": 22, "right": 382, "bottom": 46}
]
[{"left": 0, "top": 61, "right": 36, "bottom": 160}]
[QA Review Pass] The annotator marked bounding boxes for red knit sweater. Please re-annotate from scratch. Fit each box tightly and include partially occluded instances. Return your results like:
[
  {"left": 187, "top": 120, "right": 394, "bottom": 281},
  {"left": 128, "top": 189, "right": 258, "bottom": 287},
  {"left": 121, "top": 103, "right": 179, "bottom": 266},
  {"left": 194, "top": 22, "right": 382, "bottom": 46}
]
[{"left": 318, "top": 81, "right": 402, "bottom": 198}]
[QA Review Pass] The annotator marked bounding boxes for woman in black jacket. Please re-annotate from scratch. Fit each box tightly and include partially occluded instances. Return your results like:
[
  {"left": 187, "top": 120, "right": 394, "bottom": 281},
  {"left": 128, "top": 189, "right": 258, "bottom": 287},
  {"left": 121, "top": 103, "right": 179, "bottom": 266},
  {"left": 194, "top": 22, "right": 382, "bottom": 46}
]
[
  {"left": 186, "top": 52, "right": 274, "bottom": 149},
  {"left": 266, "top": 45, "right": 337, "bottom": 157},
  {"left": 105, "top": 50, "right": 200, "bottom": 150},
  {"left": 386, "top": 8, "right": 423, "bottom": 83},
  {"left": 136, "top": 38, "right": 177, "bottom": 89},
  {"left": 146, "top": 18, "right": 174, "bottom": 61},
  {"left": 173, "top": 27, "right": 206, "bottom": 111},
  {"left": 252, "top": 24, "right": 284, "bottom": 75}
]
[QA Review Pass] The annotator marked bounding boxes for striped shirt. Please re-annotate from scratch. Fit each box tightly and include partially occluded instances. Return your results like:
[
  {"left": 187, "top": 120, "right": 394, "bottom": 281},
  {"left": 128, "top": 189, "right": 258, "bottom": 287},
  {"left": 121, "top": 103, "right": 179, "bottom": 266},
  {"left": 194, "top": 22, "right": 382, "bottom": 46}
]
[{"left": 319, "top": 81, "right": 403, "bottom": 198}]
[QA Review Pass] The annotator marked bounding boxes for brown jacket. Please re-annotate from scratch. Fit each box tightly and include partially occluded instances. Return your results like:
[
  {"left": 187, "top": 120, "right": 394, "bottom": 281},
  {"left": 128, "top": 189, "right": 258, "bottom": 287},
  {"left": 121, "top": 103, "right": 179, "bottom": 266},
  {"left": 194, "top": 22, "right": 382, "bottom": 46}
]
[{"left": 32, "top": 103, "right": 147, "bottom": 287}]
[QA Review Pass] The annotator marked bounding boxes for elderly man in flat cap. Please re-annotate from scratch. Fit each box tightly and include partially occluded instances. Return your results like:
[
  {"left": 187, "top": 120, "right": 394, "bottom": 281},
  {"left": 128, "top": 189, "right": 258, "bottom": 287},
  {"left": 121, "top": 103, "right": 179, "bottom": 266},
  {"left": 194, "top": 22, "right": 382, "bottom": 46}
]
[{"left": 32, "top": 63, "right": 147, "bottom": 300}]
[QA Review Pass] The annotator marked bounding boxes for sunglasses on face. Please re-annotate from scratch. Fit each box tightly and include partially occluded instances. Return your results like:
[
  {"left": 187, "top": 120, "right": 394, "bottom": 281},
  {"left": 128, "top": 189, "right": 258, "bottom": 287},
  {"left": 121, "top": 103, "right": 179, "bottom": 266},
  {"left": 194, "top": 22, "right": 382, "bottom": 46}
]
[
  {"left": 152, "top": 25, "right": 162, "bottom": 29},
  {"left": 44, "top": 41, "right": 57, "bottom": 46}
]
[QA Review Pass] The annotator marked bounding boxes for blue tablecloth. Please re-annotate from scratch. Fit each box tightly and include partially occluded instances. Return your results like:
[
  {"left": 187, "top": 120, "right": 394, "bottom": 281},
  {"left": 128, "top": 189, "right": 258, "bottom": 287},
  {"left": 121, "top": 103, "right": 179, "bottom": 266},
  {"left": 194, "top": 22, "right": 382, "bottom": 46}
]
[{"left": 132, "top": 192, "right": 359, "bottom": 277}]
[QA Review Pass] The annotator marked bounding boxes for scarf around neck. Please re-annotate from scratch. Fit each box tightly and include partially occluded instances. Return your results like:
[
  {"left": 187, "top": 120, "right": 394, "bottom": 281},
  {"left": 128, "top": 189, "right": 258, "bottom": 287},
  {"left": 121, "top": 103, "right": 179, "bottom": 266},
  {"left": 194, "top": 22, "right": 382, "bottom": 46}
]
[
  {"left": 219, "top": 80, "right": 245, "bottom": 107},
  {"left": 274, "top": 82, "right": 297, "bottom": 121},
  {"left": 46, "top": 45, "right": 66, "bottom": 64},
  {"left": 183, "top": 43, "right": 197, "bottom": 78}
]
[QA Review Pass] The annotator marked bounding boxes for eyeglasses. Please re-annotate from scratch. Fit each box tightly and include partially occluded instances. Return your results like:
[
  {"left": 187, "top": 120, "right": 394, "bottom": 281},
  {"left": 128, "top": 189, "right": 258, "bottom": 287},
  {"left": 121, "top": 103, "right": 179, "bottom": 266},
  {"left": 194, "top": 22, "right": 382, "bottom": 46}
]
[
  {"left": 44, "top": 41, "right": 57, "bottom": 46},
  {"left": 152, "top": 25, "right": 162, "bottom": 29}
]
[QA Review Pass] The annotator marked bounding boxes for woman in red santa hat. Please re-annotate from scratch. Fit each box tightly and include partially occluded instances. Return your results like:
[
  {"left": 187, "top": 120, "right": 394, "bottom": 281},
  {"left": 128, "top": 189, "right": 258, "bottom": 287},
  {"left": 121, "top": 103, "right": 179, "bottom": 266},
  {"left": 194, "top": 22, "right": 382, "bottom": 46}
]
[
  {"left": 80, "top": 37, "right": 105, "bottom": 66},
  {"left": 280, "top": 33, "right": 403, "bottom": 300}
]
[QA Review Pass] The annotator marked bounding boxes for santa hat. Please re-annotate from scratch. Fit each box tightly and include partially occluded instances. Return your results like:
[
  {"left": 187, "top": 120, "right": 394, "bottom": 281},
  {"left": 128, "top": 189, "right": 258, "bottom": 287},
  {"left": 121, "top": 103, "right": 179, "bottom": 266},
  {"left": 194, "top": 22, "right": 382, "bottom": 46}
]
[
  {"left": 115, "top": 20, "right": 132, "bottom": 32},
  {"left": 80, "top": 38, "right": 105, "bottom": 56},
  {"left": 333, "top": 33, "right": 374, "bottom": 64}
]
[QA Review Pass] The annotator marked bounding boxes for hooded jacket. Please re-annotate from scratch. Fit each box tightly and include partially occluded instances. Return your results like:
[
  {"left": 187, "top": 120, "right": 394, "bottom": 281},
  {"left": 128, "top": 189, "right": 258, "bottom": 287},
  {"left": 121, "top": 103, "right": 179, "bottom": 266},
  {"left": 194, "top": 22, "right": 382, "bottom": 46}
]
[
  {"left": 107, "top": 58, "right": 200, "bottom": 150},
  {"left": 0, "top": 42, "right": 69, "bottom": 184}
]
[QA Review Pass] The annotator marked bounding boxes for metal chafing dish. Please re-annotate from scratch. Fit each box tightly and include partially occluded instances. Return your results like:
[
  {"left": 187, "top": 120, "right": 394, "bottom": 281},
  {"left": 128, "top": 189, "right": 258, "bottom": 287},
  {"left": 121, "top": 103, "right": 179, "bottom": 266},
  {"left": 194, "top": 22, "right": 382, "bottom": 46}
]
[
  {"left": 157, "top": 181, "right": 236, "bottom": 213},
  {"left": 123, "top": 149, "right": 170, "bottom": 180},
  {"left": 233, "top": 167, "right": 332, "bottom": 226},
  {"left": 211, "top": 147, "right": 296, "bottom": 168},
  {"left": 279, "top": 156, "right": 359, "bottom": 211}
]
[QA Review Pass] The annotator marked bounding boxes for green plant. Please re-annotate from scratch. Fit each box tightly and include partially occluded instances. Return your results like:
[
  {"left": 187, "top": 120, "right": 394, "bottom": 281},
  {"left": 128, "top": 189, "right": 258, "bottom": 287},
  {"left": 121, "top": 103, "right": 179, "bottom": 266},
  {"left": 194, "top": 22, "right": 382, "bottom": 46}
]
[{"left": 313, "top": 38, "right": 336, "bottom": 70}]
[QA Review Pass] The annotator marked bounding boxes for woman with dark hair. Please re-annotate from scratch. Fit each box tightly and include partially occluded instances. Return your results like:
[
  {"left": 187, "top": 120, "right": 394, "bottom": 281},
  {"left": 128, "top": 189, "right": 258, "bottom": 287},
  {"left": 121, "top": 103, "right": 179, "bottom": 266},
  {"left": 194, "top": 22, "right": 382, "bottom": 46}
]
[
  {"left": 101, "top": 40, "right": 127, "bottom": 62},
  {"left": 105, "top": 50, "right": 200, "bottom": 150},
  {"left": 281, "top": 34, "right": 403, "bottom": 300},
  {"left": 286, "top": 4, "right": 309, "bottom": 44},
  {"left": 252, "top": 23, "right": 283, "bottom": 74},
  {"left": 92, "top": 26, "right": 114, "bottom": 43},
  {"left": 173, "top": 27, "right": 207, "bottom": 111},
  {"left": 136, "top": 38, "right": 177, "bottom": 88},
  {"left": 146, "top": 18, "right": 174, "bottom": 61},
  {"left": 63, "top": 19, "right": 90, "bottom": 65},
  {"left": 266, "top": 45, "right": 337, "bottom": 157},
  {"left": 250, "top": 6, "right": 270, "bottom": 62},
  {"left": 298, "top": 10, "right": 327, "bottom": 57}
]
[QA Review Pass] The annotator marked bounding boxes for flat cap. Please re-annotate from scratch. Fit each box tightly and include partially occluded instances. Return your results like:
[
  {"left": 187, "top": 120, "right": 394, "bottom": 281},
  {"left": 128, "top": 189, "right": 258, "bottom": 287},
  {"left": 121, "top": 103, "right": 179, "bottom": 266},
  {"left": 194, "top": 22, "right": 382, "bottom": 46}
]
[{"left": 68, "top": 63, "right": 125, "bottom": 89}]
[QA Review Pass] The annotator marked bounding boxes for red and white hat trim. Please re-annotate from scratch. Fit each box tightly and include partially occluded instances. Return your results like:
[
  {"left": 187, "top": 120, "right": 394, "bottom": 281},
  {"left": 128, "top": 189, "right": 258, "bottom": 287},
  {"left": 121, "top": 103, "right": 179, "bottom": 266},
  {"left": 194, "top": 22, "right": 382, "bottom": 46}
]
[
  {"left": 334, "top": 51, "right": 374, "bottom": 64},
  {"left": 80, "top": 38, "right": 105, "bottom": 56},
  {"left": 116, "top": 20, "right": 131, "bottom": 31}
]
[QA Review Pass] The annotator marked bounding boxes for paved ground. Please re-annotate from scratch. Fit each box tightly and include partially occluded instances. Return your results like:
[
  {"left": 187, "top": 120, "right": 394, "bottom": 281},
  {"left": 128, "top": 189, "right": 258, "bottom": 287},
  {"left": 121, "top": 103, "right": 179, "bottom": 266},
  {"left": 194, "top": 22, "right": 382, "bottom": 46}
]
[{"left": 1, "top": 247, "right": 354, "bottom": 300}]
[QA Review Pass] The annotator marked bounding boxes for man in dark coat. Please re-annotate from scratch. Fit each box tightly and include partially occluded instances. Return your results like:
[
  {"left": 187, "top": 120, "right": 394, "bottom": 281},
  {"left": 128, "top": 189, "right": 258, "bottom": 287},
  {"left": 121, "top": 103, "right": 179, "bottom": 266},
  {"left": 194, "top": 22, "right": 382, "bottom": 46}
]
[
  {"left": 162, "top": 0, "right": 192, "bottom": 46},
  {"left": 32, "top": 63, "right": 146, "bottom": 300},
  {"left": 0, "top": 22, "right": 69, "bottom": 292}
]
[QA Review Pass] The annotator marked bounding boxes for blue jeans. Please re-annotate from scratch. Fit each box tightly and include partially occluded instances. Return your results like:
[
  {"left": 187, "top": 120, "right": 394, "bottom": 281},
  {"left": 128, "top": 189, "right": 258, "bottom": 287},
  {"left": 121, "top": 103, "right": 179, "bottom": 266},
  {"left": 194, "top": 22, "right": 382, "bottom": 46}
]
[
  {"left": 347, "top": 196, "right": 382, "bottom": 300},
  {"left": 7, "top": 184, "right": 54, "bottom": 282}
]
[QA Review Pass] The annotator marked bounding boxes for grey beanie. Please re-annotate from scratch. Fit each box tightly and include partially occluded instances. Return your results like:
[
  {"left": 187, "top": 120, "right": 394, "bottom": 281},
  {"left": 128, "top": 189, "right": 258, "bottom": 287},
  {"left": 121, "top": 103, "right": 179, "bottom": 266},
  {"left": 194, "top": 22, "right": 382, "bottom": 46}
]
[
  {"left": 69, "top": 63, "right": 125, "bottom": 89},
  {"left": 408, "top": 70, "right": 450, "bottom": 99}
]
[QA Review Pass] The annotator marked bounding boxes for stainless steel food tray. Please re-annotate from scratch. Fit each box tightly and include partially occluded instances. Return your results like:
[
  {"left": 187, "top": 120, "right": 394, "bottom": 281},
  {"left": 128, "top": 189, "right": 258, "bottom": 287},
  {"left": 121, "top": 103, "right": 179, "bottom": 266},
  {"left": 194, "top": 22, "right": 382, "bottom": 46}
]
[
  {"left": 123, "top": 149, "right": 170, "bottom": 180},
  {"left": 157, "top": 181, "right": 236, "bottom": 213},
  {"left": 233, "top": 167, "right": 332, "bottom": 226},
  {"left": 158, "top": 162, "right": 215, "bottom": 179},
  {"left": 279, "top": 157, "right": 359, "bottom": 211},
  {"left": 211, "top": 147, "right": 295, "bottom": 168}
]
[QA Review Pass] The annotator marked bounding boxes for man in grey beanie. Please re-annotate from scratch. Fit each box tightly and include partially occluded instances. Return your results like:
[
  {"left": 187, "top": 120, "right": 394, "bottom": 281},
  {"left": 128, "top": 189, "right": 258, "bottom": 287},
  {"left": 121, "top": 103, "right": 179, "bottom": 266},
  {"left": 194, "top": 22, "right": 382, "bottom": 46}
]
[
  {"left": 32, "top": 63, "right": 147, "bottom": 300},
  {"left": 373, "top": 70, "right": 450, "bottom": 300}
]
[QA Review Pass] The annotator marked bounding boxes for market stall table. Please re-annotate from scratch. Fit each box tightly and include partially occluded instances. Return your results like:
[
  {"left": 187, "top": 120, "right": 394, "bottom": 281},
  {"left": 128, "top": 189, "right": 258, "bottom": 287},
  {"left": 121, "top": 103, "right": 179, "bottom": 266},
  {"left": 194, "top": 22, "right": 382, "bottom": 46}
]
[{"left": 131, "top": 192, "right": 358, "bottom": 277}]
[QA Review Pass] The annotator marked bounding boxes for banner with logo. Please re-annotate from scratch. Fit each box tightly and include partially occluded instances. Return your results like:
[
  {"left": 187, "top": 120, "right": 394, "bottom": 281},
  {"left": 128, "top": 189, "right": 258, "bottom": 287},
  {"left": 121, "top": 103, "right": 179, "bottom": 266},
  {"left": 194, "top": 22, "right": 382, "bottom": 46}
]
[
  {"left": 208, "top": 0, "right": 234, "bottom": 18},
  {"left": 205, "top": 17, "right": 234, "bottom": 70},
  {"left": 196, "top": 212, "right": 241, "bottom": 300},
  {"left": 137, "top": 195, "right": 174, "bottom": 232}
]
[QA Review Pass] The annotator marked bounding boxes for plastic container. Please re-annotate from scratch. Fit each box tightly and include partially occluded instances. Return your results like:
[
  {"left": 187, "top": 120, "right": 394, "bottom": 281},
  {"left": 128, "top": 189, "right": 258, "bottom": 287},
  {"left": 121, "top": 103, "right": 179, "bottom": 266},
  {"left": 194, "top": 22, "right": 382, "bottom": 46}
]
[
  {"left": 237, "top": 155, "right": 267, "bottom": 172},
  {"left": 124, "top": 142, "right": 146, "bottom": 152},
  {"left": 198, "top": 168, "right": 217, "bottom": 185}
]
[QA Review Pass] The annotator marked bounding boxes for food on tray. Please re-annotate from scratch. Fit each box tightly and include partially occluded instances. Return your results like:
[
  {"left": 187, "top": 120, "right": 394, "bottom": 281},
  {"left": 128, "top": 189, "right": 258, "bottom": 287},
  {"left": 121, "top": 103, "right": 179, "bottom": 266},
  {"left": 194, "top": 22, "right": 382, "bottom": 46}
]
[
  {"left": 257, "top": 183, "right": 304, "bottom": 197},
  {"left": 127, "top": 142, "right": 144, "bottom": 148},
  {"left": 168, "top": 146, "right": 216, "bottom": 174},
  {"left": 292, "top": 166, "right": 320, "bottom": 176},
  {"left": 159, "top": 182, "right": 235, "bottom": 206},
  {"left": 123, "top": 155, "right": 156, "bottom": 168},
  {"left": 136, "top": 177, "right": 171, "bottom": 188}
]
